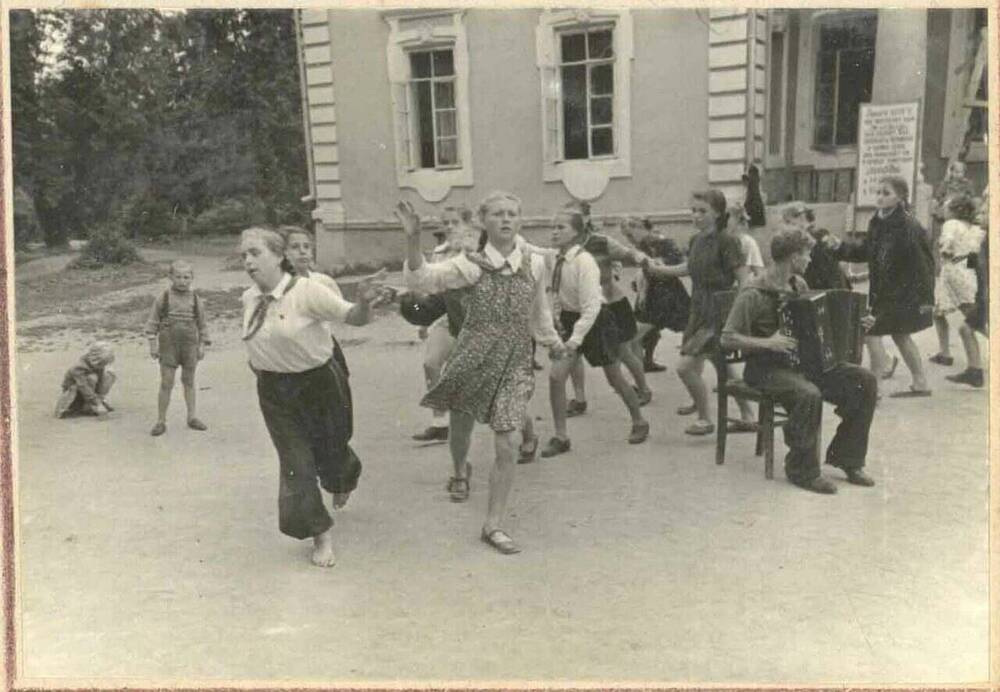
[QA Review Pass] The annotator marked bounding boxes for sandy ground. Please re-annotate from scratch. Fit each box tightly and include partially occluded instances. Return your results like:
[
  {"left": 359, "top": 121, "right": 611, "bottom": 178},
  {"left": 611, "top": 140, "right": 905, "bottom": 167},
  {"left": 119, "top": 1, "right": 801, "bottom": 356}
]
[{"left": 10, "top": 258, "right": 991, "bottom": 685}]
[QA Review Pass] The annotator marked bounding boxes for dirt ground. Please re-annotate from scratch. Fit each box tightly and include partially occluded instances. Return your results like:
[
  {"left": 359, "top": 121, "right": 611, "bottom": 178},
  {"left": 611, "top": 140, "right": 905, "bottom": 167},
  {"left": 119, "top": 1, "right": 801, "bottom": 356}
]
[{"left": 10, "top": 249, "right": 991, "bottom": 684}]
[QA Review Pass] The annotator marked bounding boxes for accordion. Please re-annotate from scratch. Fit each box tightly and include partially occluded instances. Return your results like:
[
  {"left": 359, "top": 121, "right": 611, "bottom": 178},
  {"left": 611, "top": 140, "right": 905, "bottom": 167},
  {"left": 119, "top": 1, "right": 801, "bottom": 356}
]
[{"left": 779, "top": 290, "right": 865, "bottom": 380}]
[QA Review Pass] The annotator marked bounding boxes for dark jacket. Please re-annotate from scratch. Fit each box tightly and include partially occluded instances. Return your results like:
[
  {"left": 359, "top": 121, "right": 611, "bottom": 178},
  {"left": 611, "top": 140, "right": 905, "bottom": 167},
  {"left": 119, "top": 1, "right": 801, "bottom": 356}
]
[{"left": 834, "top": 206, "right": 934, "bottom": 317}]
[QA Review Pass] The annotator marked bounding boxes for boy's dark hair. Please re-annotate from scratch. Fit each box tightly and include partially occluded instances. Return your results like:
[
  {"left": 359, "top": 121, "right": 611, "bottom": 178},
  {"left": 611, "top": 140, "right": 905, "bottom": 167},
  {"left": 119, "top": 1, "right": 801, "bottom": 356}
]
[
  {"left": 804, "top": 209, "right": 816, "bottom": 224},
  {"left": 945, "top": 193, "right": 977, "bottom": 223}
]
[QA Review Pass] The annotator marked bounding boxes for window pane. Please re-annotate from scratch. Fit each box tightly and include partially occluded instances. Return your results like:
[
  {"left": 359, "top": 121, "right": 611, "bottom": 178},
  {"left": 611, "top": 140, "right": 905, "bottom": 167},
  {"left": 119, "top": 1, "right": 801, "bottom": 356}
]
[
  {"left": 414, "top": 80, "right": 435, "bottom": 167},
  {"left": 590, "top": 63, "right": 613, "bottom": 96},
  {"left": 561, "top": 32, "right": 586, "bottom": 63},
  {"left": 561, "top": 64, "right": 588, "bottom": 159},
  {"left": 591, "top": 127, "right": 613, "bottom": 156},
  {"left": 587, "top": 30, "right": 613, "bottom": 59},
  {"left": 591, "top": 96, "right": 612, "bottom": 125},
  {"left": 436, "top": 110, "right": 456, "bottom": 137},
  {"left": 410, "top": 51, "right": 431, "bottom": 79},
  {"left": 834, "top": 47, "right": 874, "bottom": 146},
  {"left": 434, "top": 80, "right": 455, "bottom": 109},
  {"left": 437, "top": 137, "right": 458, "bottom": 166},
  {"left": 432, "top": 50, "right": 454, "bottom": 77},
  {"left": 768, "top": 32, "right": 784, "bottom": 155}
]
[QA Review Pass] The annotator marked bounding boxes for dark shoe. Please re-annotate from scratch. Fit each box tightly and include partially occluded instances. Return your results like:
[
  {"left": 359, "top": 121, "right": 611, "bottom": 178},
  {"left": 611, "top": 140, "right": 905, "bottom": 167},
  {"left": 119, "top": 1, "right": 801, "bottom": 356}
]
[
  {"left": 676, "top": 403, "right": 697, "bottom": 416},
  {"left": 633, "top": 386, "right": 653, "bottom": 407},
  {"left": 566, "top": 400, "right": 588, "bottom": 417},
  {"left": 726, "top": 419, "right": 758, "bottom": 434},
  {"left": 447, "top": 462, "right": 472, "bottom": 502},
  {"left": 150, "top": 422, "right": 166, "bottom": 437},
  {"left": 518, "top": 435, "right": 539, "bottom": 464},
  {"left": 540, "top": 436, "right": 571, "bottom": 458},
  {"left": 533, "top": 360, "right": 544, "bottom": 371},
  {"left": 413, "top": 425, "right": 449, "bottom": 441},
  {"left": 628, "top": 421, "right": 649, "bottom": 444},
  {"left": 946, "top": 368, "right": 984, "bottom": 388},
  {"left": 644, "top": 361, "right": 667, "bottom": 373},
  {"left": 929, "top": 353, "right": 954, "bottom": 366},
  {"left": 881, "top": 355, "right": 900, "bottom": 380},
  {"left": 481, "top": 528, "right": 521, "bottom": 555},
  {"left": 844, "top": 469, "right": 875, "bottom": 487},
  {"left": 888, "top": 387, "right": 932, "bottom": 398},
  {"left": 791, "top": 476, "right": 838, "bottom": 494},
  {"left": 187, "top": 418, "right": 208, "bottom": 431}
]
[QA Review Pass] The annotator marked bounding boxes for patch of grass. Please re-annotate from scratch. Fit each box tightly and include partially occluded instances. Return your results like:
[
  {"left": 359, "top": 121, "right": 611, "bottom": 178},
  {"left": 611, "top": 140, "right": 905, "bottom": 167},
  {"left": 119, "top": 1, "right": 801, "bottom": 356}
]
[{"left": 15, "top": 261, "right": 169, "bottom": 320}]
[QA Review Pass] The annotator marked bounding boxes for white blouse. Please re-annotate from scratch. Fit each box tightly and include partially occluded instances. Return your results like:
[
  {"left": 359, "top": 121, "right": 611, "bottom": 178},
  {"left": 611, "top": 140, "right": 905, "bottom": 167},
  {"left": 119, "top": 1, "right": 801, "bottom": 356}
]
[
  {"left": 404, "top": 242, "right": 561, "bottom": 347},
  {"left": 550, "top": 245, "right": 604, "bottom": 349},
  {"left": 242, "top": 273, "right": 354, "bottom": 373}
]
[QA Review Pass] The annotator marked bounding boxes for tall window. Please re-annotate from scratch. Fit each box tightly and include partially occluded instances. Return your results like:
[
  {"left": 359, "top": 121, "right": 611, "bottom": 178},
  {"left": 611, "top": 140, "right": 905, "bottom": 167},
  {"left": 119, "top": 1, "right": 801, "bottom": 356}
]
[
  {"left": 967, "top": 8, "right": 988, "bottom": 144},
  {"left": 813, "top": 12, "right": 877, "bottom": 148},
  {"left": 559, "top": 27, "right": 615, "bottom": 159},
  {"left": 408, "top": 49, "right": 459, "bottom": 168}
]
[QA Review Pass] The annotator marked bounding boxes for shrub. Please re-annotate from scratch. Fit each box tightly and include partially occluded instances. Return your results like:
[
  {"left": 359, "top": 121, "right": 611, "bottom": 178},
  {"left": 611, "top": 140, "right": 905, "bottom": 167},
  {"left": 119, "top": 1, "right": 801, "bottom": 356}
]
[
  {"left": 13, "top": 186, "right": 40, "bottom": 249},
  {"left": 121, "top": 192, "right": 181, "bottom": 239},
  {"left": 190, "top": 197, "right": 267, "bottom": 236},
  {"left": 70, "top": 222, "right": 143, "bottom": 269}
]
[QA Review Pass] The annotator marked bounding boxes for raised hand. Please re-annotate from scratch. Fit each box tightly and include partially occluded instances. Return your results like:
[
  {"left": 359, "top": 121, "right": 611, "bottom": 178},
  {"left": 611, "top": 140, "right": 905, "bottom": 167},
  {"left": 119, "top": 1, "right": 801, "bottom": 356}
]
[
  {"left": 356, "top": 268, "right": 390, "bottom": 305},
  {"left": 860, "top": 314, "right": 877, "bottom": 331},
  {"left": 394, "top": 201, "right": 421, "bottom": 237}
]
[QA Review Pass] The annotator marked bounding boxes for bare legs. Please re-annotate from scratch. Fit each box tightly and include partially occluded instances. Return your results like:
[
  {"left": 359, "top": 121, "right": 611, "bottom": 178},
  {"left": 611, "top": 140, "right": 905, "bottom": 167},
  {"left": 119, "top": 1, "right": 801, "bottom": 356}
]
[
  {"left": 892, "top": 333, "right": 929, "bottom": 391},
  {"left": 483, "top": 431, "right": 517, "bottom": 535},
  {"left": 933, "top": 313, "right": 952, "bottom": 359},
  {"left": 154, "top": 364, "right": 199, "bottom": 431},
  {"left": 676, "top": 354, "right": 752, "bottom": 428}
]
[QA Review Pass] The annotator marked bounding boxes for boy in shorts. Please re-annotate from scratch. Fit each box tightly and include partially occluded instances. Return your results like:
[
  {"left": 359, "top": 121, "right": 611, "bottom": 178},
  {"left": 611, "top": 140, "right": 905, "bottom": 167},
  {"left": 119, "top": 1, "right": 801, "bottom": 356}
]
[{"left": 145, "top": 259, "right": 210, "bottom": 435}]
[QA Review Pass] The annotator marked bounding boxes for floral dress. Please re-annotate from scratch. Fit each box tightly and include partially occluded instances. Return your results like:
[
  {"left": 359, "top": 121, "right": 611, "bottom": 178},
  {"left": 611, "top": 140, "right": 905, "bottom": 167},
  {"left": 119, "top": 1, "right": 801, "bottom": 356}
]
[
  {"left": 406, "top": 246, "right": 560, "bottom": 432},
  {"left": 934, "top": 218, "right": 985, "bottom": 314}
]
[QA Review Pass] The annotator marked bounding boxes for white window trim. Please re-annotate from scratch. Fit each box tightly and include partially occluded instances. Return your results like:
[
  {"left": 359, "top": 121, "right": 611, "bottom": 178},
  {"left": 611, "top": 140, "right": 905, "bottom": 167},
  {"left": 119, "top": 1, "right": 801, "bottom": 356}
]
[
  {"left": 764, "top": 11, "right": 789, "bottom": 168},
  {"left": 385, "top": 10, "right": 473, "bottom": 202},
  {"left": 536, "top": 9, "right": 633, "bottom": 201}
]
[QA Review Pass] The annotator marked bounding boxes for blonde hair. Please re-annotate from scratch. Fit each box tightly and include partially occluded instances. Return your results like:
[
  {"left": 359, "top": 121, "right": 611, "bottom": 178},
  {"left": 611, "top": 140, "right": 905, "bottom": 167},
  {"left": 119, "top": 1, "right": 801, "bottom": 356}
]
[
  {"left": 84, "top": 341, "right": 115, "bottom": 367},
  {"left": 240, "top": 227, "right": 294, "bottom": 273},
  {"left": 169, "top": 259, "right": 193, "bottom": 276},
  {"left": 477, "top": 190, "right": 522, "bottom": 221}
]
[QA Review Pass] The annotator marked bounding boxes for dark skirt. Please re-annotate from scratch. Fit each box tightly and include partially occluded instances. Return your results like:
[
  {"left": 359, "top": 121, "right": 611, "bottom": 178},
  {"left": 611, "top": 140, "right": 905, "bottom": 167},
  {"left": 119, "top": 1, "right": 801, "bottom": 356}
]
[
  {"left": 867, "top": 304, "right": 933, "bottom": 336},
  {"left": 560, "top": 308, "right": 621, "bottom": 367},
  {"left": 636, "top": 278, "right": 690, "bottom": 332},
  {"left": 607, "top": 297, "right": 638, "bottom": 342},
  {"left": 680, "top": 288, "right": 720, "bottom": 357},
  {"left": 256, "top": 360, "right": 361, "bottom": 540}
]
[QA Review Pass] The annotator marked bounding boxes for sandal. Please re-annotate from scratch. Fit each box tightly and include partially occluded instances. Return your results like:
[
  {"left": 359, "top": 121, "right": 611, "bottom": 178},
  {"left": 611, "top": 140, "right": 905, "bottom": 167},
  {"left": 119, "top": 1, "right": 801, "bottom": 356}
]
[
  {"left": 726, "top": 419, "right": 758, "bottom": 434},
  {"left": 888, "top": 387, "right": 932, "bottom": 398},
  {"left": 447, "top": 462, "right": 472, "bottom": 502},
  {"left": 632, "top": 386, "right": 653, "bottom": 407},
  {"left": 481, "top": 528, "right": 521, "bottom": 555},
  {"left": 676, "top": 403, "right": 697, "bottom": 416},
  {"left": 518, "top": 436, "right": 539, "bottom": 464},
  {"left": 628, "top": 421, "right": 650, "bottom": 444},
  {"left": 928, "top": 353, "right": 954, "bottom": 366},
  {"left": 684, "top": 420, "right": 715, "bottom": 436}
]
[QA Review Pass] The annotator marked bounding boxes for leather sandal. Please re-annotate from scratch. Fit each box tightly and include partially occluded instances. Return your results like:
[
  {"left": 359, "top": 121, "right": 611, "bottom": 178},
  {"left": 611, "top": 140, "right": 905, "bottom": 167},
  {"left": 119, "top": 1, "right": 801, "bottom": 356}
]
[
  {"left": 540, "top": 436, "right": 571, "bottom": 458},
  {"left": 684, "top": 420, "right": 715, "bottom": 436},
  {"left": 481, "top": 528, "right": 521, "bottom": 555},
  {"left": 447, "top": 462, "right": 472, "bottom": 502},
  {"left": 676, "top": 403, "right": 697, "bottom": 416},
  {"left": 518, "top": 436, "right": 539, "bottom": 464}
]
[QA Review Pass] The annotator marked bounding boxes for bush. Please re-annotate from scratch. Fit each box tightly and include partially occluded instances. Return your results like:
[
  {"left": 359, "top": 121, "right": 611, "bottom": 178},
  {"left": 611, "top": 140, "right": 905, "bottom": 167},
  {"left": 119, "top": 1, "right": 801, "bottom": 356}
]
[
  {"left": 190, "top": 197, "right": 267, "bottom": 236},
  {"left": 13, "top": 186, "right": 40, "bottom": 249},
  {"left": 70, "top": 222, "right": 143, "bottom": 269},
  {"left": 121, "top": 192, "right": 181, "bottom": 239}
]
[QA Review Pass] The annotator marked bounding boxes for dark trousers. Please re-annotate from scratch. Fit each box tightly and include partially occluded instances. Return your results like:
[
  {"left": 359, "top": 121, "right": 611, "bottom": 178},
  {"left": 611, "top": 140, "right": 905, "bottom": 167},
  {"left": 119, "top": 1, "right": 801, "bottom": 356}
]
[
  {"left": 745, "top": 363, "right": 877, "bottom": 483},
  {"left": 256, "top": 360, "right": 361, "bottom": 539}
]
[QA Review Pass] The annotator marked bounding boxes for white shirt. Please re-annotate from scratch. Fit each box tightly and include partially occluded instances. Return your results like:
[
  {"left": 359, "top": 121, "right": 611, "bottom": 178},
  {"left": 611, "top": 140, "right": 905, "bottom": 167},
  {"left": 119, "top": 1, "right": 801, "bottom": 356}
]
[
  {"left": 242, "top": 273, "right": 355, "bottom": 373},
  {"left": 550, "top": 245, "right": 604, "bottom": 349},
  {"left": 739, "top": 233, "right": 765, "bottom": 270},
  {"left": 404, "top": 242, "right": 560, "bottom": 346}
]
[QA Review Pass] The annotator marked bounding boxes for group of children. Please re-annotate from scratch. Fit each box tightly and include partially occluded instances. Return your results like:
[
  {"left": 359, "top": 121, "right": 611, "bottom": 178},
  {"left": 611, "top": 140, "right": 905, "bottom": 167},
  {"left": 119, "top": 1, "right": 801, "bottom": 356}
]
[{"left": 55, "top": 259, "right": 210, "bottom": 433}]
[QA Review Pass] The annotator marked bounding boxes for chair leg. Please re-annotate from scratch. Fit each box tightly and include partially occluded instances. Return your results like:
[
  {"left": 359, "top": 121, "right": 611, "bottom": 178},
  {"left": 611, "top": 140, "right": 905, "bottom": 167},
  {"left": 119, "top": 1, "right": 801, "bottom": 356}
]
[
  {"left": 764, "top": 413, "right": 775, "bottom": 480},
  {"left": 755, "top": 400, "right": 768, "bottom": 457},
  {"left": 715, "top": 391, "right": 728, "bottom": 466}
]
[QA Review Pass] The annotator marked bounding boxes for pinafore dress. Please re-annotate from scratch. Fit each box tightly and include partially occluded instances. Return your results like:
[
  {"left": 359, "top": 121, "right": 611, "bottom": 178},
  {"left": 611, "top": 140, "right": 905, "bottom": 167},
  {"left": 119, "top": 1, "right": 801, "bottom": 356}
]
[{"left": 421, "top": 252, "right": 536, "bottom": 433}]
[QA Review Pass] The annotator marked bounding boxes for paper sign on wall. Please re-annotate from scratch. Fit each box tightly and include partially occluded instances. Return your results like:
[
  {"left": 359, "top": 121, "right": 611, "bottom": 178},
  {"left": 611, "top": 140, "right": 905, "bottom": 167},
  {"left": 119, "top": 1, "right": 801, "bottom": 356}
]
[{"left": 855, "top": 101, "right": 920, "bottom": 208}]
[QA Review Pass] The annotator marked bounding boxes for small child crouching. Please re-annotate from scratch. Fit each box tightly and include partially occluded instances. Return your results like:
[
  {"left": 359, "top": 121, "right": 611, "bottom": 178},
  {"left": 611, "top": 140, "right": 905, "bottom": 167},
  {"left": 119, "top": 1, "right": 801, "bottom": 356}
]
[
  {"left": 145, "top": 259, "right": 210, "bottom": 436},
  {"left": 54, "top": 342, "right": 116, "bottom": 418}
]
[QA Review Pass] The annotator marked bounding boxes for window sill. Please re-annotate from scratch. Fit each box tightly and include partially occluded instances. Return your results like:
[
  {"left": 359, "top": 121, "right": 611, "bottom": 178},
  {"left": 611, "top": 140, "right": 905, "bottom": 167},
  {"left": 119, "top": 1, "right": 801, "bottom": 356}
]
[
  {"left": 399, "top": 167, "right": 474, "bottom": 202},
  {"left": 544, "top": 157, "right": 630, "bottom": 200}
]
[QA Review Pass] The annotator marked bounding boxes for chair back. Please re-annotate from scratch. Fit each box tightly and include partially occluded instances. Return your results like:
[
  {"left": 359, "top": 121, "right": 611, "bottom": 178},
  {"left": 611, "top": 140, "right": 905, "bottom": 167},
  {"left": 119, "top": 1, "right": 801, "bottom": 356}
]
[{"left": 713, "top": 289, "right": 743, "bottom": 366}]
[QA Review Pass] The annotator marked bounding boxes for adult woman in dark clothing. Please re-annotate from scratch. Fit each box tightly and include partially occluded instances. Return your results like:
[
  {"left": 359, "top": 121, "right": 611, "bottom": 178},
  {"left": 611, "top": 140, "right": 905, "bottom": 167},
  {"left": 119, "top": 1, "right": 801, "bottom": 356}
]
[
  {"left": 240, "top": 227, "right": 385, "bottom": 567},
  {"left": 825, "top": 176, "right": 935, "bottom": 397}
]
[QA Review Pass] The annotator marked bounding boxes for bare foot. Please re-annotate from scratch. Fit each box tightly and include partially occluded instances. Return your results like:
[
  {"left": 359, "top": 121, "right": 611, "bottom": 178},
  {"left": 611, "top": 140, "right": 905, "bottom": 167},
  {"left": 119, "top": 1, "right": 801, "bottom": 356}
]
[{"left": 311, "top": 529, "right": 336, "bottom": 567}]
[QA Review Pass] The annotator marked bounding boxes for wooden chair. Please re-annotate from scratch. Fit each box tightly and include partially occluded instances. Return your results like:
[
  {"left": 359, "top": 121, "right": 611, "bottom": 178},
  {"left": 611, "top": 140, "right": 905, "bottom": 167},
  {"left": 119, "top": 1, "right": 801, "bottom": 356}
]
[{"left": 712, "top": 290, "right": 790, "bottom": 479}]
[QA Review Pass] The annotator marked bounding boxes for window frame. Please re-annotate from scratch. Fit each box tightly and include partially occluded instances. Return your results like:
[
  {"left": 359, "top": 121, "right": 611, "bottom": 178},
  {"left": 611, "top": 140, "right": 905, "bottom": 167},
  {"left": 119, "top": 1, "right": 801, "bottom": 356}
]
[
  {"left": 764, "top": 11, "right": 790, "bottom": 166},
  {"left": 385, "top": 10, "right": 473, "bottom": 202},
  {"left": 810, "top": 9, "right": 878, "bottom": 151},
  {"left": 407, "top": 47, "right": 461, "bottom": 170},
  {"left": 940, "top": 8, "right": 988, "bottom": 162},
  {"left": 557, "top": 24, "right": 617, "bottom": 161},
  {"left": 536, "top": 9, "right": 634, "bottom": 200}
]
